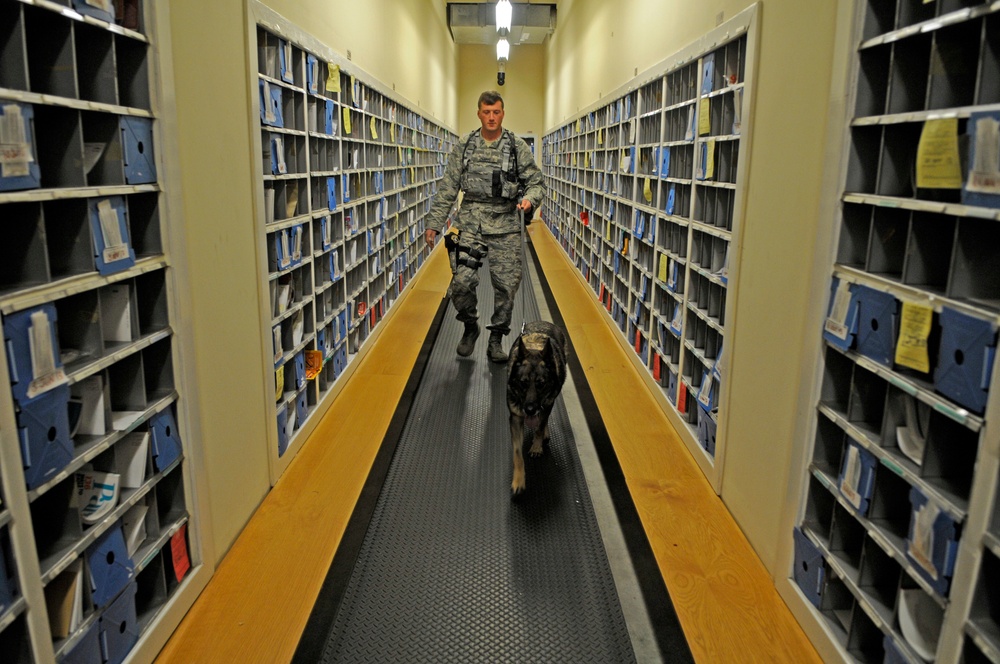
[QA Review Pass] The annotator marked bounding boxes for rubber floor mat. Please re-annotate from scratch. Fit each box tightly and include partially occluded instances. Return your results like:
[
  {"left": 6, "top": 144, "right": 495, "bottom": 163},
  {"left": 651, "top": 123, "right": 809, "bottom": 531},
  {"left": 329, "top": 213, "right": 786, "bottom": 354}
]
[{"left": 298, "top": 253, "right": 637, "bottom": 663}]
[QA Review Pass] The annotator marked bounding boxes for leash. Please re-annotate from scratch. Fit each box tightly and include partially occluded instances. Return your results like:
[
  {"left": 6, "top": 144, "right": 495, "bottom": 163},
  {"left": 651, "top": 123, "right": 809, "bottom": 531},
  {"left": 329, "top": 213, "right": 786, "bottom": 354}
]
[{"left": 520, "top": 205, "right": 528, "bottom": 335}]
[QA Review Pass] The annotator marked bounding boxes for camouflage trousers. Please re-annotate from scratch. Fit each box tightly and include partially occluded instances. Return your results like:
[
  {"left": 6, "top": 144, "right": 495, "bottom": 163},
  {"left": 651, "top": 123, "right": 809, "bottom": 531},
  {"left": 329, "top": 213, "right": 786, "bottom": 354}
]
[{"left": 447, "top": 228, "right": 522, "bottom": 336}]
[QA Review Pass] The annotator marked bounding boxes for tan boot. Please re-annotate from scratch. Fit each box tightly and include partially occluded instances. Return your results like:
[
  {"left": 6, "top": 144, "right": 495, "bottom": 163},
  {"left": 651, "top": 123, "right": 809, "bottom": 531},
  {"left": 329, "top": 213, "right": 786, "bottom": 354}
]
[
  {"left": 487, "top": 332, "right": 507, "bottom": 363},
  {"left": 456, "top": 322, "right": 479, "bottom": 357}
]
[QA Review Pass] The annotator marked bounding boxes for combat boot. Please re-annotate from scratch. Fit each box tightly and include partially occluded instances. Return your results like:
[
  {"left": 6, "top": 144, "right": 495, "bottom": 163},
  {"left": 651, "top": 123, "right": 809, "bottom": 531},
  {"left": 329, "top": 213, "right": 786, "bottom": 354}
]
[
  {"left": 487, "top": 331, "right": 507, "bottom": 363},
  {"left": 456, "top": 321, "right": 479, "bottom": 357}
]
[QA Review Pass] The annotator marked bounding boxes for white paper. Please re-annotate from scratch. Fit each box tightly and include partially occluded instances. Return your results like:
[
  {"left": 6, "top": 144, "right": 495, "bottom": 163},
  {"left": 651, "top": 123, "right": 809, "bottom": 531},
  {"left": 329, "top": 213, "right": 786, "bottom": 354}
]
[
  {"left": 285, "top": 406, "right": 296, "bottom": 437},
  {"left": 698, "top": 373, "right": 713, "bottom": 408},
  {"left": 274, "top": 136, "right": 287, "bottom": 174},
  {"left": 97, "top": 199, "right": 127, "bottom": 264},
  {"left": 322, "top": 217, "right": 332, "bottom": 247},
  {"left": 27, "top": 310, "right": 68, "bottom": 399},
  {"left": 71, "top": 375, "right": 106, "bottom": 437},
  {"left": 909, "top": 500, "right": 940, "bottom": 580},
  {"left": 74, "top": 468, "right": 120, "bottom": 524},
  {"left": 101, "top": 284, "right": 133, "bottom": 343},
  {"left": 292, "top": 310, "right": 304, "bottom": 346},
  {"left": 277, "top": 284, "right": 292, "bottom": 314},
  {"left": 265, "top": 188, "right": 275, "bottom": 224},
  {"left": 825, "top": 279, "right": 853, "bottom": 340},
  {"left": 273, "top": 325, "right": 283, "bottom": 362},
  {"left": 898, "top": 588, "right": 943, "bottom": 661},
  {"left": 839, "top": 445, "right": 862, "bottom": 509},
  {"left": 111, "top": 410, "right": 143, "bottom": 431},
  {"left": 0, "top": 104, "right": 32, "bottom": 178},
  {"left": 279, "top": 230, "right": 291, "bottom": 268},
  {"left": 117, "top": 431, "right": 149, "bottom": 488},
  {"left": 969, "top": 115, "right": 1000, "bottom": 194},
  {"left": 83, "top": 142, "right": 106, "bottom": 174},
  {"left": 122, "top": 502, "right": 148, "bottom": 558},
  {"left": 291, "top": 226, "right": 303, "bottom": 261},
  {"left": 263, "top": 81, "right": 276, "bottom": 123}
]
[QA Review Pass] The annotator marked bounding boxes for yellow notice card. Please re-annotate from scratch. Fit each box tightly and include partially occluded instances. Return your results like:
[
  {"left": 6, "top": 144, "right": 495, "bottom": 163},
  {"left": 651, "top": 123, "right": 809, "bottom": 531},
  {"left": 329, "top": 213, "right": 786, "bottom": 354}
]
[
  {"left": 643, "top": 177, "right": 652, "bottom": 203},
  {"left": 916, "top": 118, "right": 962, "bottom": 189},
  {"left": 326, "top": 64, "right": 341, "bottom": 93},
  {"left": 699, "top": 98, "right": 711, "bottom": 136},
  {"left": 585, "top": 152, "right": 590, "bottom": 168},
  {"left": 342, "top": 107, "right": 352, "bottom": 135},
  {"left": 597, "top": 128, "right": 603, "bottom": 145},
  {"left": 576, "top": 119, "right": 581, "bottom": 133},
  {"left": 895, "top": 301, "right": 933, "bottom": 373},
  {"left": 658, "top": 254, "right": 669, "bottom": 282},
  {"left": 275, "top": 367, "right": 284, "bottom": 402},
  {"left": 370, "top": 116, "right": 378, "bottom": 140},
  {"left": 573, "top": 153, "right": 577, "bottom": 166},
  {"left": 391, "top": 123, "right": 396, "bottom": 143}
]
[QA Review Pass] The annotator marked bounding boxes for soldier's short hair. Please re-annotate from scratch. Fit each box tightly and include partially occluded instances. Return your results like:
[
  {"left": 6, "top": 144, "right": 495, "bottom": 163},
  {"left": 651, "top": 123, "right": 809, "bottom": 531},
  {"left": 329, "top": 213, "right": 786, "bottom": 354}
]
[{"left": 478, "top": 91, "right": 504, "bottom": 109}]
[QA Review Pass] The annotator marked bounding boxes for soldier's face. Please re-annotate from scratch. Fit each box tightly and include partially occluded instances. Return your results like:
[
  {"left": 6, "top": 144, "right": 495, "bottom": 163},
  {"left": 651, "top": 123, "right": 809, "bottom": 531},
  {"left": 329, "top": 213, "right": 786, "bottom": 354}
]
[{"left": 478, "top": 102, "right": 504, "bottom": 133}]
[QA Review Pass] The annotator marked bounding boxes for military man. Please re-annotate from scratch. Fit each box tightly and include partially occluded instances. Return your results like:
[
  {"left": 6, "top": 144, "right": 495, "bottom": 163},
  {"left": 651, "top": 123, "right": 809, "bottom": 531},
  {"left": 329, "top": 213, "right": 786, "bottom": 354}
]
[{"left": 425, "top": 91, "right": 545, "bottom": 362}]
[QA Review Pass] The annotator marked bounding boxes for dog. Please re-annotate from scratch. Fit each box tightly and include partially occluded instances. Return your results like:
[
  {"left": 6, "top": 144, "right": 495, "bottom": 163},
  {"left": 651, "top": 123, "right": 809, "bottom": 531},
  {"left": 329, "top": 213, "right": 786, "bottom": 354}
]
[{"left": 506, "top": 320, "right": 568, "bottom": 496}]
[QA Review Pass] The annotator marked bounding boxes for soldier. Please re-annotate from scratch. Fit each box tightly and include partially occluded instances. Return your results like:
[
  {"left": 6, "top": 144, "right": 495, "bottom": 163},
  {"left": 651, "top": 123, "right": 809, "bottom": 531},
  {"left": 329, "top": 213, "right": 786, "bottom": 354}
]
[{"left": 425, "top": 91, "right": 545, "bottom": 362}]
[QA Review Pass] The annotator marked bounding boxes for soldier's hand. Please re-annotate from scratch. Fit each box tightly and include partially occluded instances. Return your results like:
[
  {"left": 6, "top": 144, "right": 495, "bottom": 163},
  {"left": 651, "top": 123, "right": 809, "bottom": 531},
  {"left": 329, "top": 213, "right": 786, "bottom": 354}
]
[
  {"left": 517, "top": 199, "right": 534, "bottom": 225},
  {"left": 425, "top": 228, "right": 438, "bottom": 249}
]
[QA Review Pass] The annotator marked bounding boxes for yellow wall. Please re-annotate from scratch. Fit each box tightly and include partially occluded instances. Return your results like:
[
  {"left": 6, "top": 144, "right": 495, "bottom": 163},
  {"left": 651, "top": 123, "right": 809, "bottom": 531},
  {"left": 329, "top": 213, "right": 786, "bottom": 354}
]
[
  {"left": 167, "top": 0, "right": 459, "bottom": 563},
  {"left": 544, "top": 0, "right": 841, "bottom": 574},
  {"left": 457, "top": 44, "right": 546, "bottom": 138}
]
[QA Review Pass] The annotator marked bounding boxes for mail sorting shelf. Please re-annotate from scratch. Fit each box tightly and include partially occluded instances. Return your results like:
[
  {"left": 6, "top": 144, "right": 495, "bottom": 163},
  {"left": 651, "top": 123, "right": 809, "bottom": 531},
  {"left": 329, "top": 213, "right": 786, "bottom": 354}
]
[
  {"left": 791, "top": 1, "right": 1000, "bottom": 662},
  {"left": 0, "top": 0, "right": 196, "bottom": 662},
  {"left": 541, "top": 20, "right": 751, "bottom": 472},
  {"left": 255, "top": 22, "right": 455, "bottom": 465}
]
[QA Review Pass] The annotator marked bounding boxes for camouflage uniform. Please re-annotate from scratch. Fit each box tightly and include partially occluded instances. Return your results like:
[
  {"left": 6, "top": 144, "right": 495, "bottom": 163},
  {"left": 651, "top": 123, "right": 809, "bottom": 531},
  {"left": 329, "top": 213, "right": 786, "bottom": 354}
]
[{"left": 427, "top": 129, "right": 544, "bottom": 340}]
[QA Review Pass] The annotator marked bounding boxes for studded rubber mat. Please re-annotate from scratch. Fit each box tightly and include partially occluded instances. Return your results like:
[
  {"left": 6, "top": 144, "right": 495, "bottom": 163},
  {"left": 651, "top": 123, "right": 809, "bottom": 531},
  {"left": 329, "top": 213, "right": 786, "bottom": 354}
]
[{"left": 298, "top": 250, "right": 637, "bottom": 663}]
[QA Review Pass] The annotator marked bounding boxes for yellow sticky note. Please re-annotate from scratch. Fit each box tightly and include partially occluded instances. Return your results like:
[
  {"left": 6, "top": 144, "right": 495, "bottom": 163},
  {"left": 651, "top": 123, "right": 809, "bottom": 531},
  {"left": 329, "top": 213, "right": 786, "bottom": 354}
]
[
  {"left": 597, "top": 128, "right": 603, "bottom": 145},
  {"left": 704, "top": 139, "right": 716, "bottom": 179},
  {"left": 573, "top": 153, "right": 578, "bottom": 166},
  {"left": 275, "top": 367, "right": 284, "bottom": 402},
  {"left": 576, "top": 119, "right": 581, "bottom": 133},
  {"left": 643, "top": 177, "right": 652, "bottom": 203},
  {"left": 658, "top": 254, "right": 668, "bottom": 282},
  {"left": 326, "top": 63, "right": 341, "bottom": 93},
  {"left": 916, "top": 118, "right": 962, "bottom": 189},
  {"left": 699, "top": 98, "right": 711, "bottom": 136},
  {"left": 391, "top": 123, "right": 396, "bottom": 143},
  {"left": 585, "top": 152, "right": 590, "bottom": 168},
  {"left": 895, "top": 301, "right": 933, "bottom": 373},
  {"left": 343, "top": 107, "right": 352, "bottom": 135},
  {"left": 370, "top": 116, "right": 378, "bottom": 140}
]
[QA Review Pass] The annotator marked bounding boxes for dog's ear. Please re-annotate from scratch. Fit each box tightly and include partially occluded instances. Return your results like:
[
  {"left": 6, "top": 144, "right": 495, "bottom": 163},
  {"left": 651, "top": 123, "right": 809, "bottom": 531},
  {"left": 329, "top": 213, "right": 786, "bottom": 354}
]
[
  {"left": 513, "top": 335, "right": 527, "bottom": 359},
  {"left": 540, "top": 337, "right": 555, "bottom": 362}
]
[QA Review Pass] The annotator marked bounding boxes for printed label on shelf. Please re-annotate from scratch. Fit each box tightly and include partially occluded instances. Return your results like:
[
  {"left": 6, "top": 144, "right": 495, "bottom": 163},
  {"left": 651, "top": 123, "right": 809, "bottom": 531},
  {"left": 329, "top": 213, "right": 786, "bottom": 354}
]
[{"left": 0, "top": 104, "right": 33, "bottom": 178}]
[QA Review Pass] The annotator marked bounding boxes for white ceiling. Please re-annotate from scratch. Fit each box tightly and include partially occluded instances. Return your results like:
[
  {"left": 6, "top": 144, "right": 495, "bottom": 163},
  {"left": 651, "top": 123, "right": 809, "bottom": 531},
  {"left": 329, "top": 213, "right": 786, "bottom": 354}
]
[{"left": 447, "top": 2, "right": 557, "bottom": 45}]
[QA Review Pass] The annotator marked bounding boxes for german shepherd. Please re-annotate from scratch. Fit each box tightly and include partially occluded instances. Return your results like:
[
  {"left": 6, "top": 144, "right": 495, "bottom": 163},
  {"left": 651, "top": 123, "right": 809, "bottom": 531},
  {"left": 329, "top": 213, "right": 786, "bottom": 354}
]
[{"left": 506, "top": 321, "right": 568, "bottom": 496}]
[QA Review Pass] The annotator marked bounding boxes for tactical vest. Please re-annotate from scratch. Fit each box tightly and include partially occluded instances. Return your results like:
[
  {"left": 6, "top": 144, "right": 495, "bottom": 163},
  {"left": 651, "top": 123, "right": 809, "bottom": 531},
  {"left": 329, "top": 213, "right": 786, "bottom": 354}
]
[{"left": 460, "top": 128, "right": 520, "bottom": 203}]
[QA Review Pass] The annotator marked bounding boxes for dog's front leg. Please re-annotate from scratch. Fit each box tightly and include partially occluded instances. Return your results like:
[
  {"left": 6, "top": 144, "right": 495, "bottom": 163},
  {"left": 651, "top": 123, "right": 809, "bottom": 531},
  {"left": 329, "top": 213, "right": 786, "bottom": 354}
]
[
  {"left": 510, "top": 412, "right": 526, "bottom": 495},
  {"left": 529, "top": 407, "right": 551, "bottom": 457}
]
